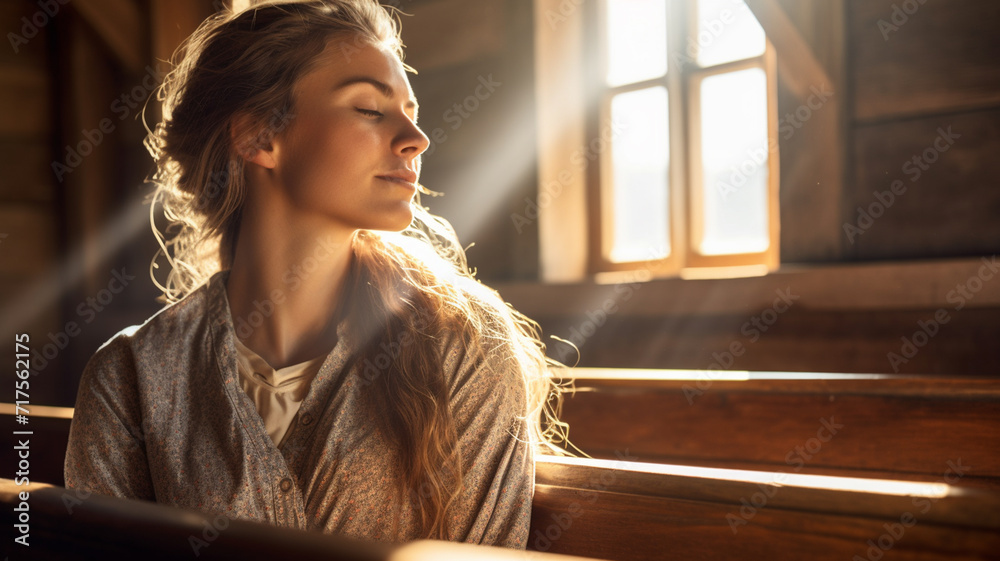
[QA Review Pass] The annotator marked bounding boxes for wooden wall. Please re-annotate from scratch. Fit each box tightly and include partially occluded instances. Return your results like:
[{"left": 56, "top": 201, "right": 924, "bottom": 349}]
[
  {"left": 847, "top": 0, "right": 1000, "bottom": 261},
  {"left": 0, "top": 1, "right": 64, "bottom": 404},
  {"left": 402, "top": 0, "right": 541, "bottom": 281},
  {"left": 0, "top": 1, "right": 212, "bottom": 406},
  {"left": 493, "top": 0, "right": 1000, "bottom": 374}
]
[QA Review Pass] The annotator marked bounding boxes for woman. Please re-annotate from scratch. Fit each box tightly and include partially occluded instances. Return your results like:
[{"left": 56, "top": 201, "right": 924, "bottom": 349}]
[{"left": 64, "top": 0, "right": 569, "bottom": 548}]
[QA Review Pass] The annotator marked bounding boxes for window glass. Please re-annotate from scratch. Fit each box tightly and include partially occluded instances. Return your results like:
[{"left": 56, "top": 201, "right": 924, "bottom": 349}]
[
  {"left": 699, "top": 68, "right": 769, "bottom": 255},
  {"left": 606, "top": 0, "right": 668, "bottom": 86},
  {"left": 695, "top": 0, "right": 765, "bottom": 67},
  {"left": 608, "top": 86, "right": 670, "bottom": 262}
]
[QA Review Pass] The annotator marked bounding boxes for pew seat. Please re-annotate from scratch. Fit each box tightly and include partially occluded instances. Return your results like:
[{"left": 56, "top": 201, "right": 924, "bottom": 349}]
[
  {"left": 0, "top": 477, "right": 593, "bottom": 560},
  {"left": 552, "top": 369, "right": 1000, "bottom": 483},
  {"left": 528, "top": 455, "right": 1000, "bottom": 560},
  {"left": 5, "top": 455, "right": 998, "bottom": 561},
  {"left": 3, "top": 369, "right": 998, "bottom": 559}
]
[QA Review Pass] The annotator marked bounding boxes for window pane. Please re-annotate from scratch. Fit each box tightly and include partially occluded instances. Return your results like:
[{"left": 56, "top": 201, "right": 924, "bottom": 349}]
[
  {"left": 606, "top": 0, "right": 667, "bottom": 86},
  {"left": 696, "top": 0, "right": 765, "bottom": 67},
  {"left": 699, "top": 68, "right": 768, "bottom": 255},
  {"left": 608, "top": 86, "right": 669, "bottom": 263}
]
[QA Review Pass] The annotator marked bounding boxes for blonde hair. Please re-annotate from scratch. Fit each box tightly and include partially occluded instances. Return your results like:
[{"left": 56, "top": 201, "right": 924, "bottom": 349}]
[{"left": 143, "top": 0, "right": 572, "bottom": 540}]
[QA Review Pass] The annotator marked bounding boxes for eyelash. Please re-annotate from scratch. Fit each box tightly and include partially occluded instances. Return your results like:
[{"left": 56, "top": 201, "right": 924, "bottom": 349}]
[{"left": 356, "top": 108, "right": 383, "bottom": 118}]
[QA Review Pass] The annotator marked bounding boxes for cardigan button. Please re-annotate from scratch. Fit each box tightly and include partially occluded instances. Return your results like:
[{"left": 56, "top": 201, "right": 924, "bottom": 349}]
[
  {"left": 301, "top": 413, "right": 314, "bottom": 426},
  {"left": 279, "top": 478, "right": 293, "bottom": 492}
]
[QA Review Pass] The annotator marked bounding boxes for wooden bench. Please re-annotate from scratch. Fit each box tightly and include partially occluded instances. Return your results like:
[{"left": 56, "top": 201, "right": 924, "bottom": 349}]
[
  {"left": 0, "top": 477, "right": 592, "bottom": 560},
  {"left": 552, "top": 369, "right": 1000, "bottom": 483},
  {"left": 529, "top": 455, "right": 1000, "bottom": 560},
  {"left": 0, "top": 403, "right": 72, "bottom": 487},
  {"left": 9, "top": 370, "right": 998, "bottom": 486},
  {"left": 4, "top": 369, "right": 999, "bottom": 559},
  {"left": 7, "top": 458, "right": 994, "bottom": 560}
]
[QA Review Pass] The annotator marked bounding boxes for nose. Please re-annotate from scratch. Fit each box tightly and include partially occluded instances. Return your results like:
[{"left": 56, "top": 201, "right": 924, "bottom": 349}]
[{"left": 394, "top": 117, "right": 430, "bottom": 165}]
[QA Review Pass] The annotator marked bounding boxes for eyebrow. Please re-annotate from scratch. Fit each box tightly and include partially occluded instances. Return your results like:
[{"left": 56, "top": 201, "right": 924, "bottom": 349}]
[{"left": 333, "top": 76, "right": 419, "bottom": 116}]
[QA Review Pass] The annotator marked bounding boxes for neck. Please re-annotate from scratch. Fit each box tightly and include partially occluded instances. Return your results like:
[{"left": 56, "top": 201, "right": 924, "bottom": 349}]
[{"left": 226, "top": 185, "right": 356, "bottom": 370}]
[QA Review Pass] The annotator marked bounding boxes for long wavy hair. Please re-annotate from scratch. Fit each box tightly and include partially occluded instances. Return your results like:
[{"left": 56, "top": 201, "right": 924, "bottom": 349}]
[{"left": 143, "top": 0, "right": 573, "bottom": 541}]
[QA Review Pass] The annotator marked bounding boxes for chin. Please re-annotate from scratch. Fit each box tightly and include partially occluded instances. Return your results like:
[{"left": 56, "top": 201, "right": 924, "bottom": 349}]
[{"left": 369, "top": 209, "right": 414, "bottom": 233}]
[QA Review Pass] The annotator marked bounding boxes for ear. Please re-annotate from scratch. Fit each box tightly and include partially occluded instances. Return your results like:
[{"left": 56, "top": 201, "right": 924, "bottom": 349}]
[{"left": 230, "top": 112, "right": 277, "bottom": 169}]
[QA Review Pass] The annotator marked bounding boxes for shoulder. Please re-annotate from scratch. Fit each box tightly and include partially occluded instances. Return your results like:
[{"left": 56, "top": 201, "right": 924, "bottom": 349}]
[
  {"left": 439, "top": 321, "right": 527, "bottom": 419},
  {"left": 87, "top": 272, "right": 221, "bottom": 374}
]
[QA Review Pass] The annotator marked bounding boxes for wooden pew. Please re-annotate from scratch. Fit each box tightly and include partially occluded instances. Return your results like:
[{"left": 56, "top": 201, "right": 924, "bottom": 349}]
[
  {"left": 10, "top": 370, "right": 998, "bottom": 486},
  {"left": 529, "top": 455, "right": 1000, "bottom": 561},
  {"left": 0, "top": 477, "right": 593, "bottom": 560},
  {"left": 552, "top": 369, "right": 1000, "bottom": 484},
  {"left": 0, "top": 403, "right": 72, "bottom": 487},
  {"left": 6, "top": 368, "right": 999, "bottom": 560},
  {"left": 4, "top": 460, "right": 997, "bottom": 561}
]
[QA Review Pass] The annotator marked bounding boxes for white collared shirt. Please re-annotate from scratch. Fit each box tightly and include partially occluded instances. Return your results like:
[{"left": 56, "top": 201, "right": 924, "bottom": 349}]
[{"left": 232, "top": 336, "right": 327, "bottom": 447}]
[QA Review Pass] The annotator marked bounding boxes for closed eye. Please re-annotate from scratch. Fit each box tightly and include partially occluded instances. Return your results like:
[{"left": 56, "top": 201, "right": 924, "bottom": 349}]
[{"left": 356, "top": 108, "right": 383, "bottom": 118}]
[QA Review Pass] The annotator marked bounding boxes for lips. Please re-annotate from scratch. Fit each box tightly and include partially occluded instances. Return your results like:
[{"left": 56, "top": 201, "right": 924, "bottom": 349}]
[{"left": 376, "top": 169, "right": 418, "bottom": 186}]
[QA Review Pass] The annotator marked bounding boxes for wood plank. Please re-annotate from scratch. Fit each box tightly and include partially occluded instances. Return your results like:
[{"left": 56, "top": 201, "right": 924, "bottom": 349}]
[
  {"left": 0, "top": 139, "right": 54, "bottom": 203},
  {"left": 496, "top": 256, "right": 1000, "bottom": 316},
  {"left": 0, "top": 204, "right": 58, "bottom": 276},
  {"left": 529, "top": 306, "right": 1000, "bottom": 375},
  {"left": 531, "top": 466, "right": 1000, "bottom": 560},
  {"left": 535, "top": 456, "right": 1000, "bottom": 530},
  {"left": 850, "top": 0, "right": 1000, "bottom": 122},
  {"left": 850, "top": 108, "right": 1000, "bottom": 260},
  {"left": 0, "top": 0, "right": 51, "bottom": 66},
  {"left": 774, "top": 57, "right": 846, "bottom": 263},
  {"left": 533, "top": 0, "right": 589, "bottom": 282},
  {"left": 0, "top": 413, "right": 70, "bottom": 486},
  {"left": 745, "top": 0, "right": 832, "bottom": 100},
  {"left": 0, "top": 63, "right": 50, "bottom": 136},
  {"left": 775, "top": 0, "right": 845, "bottom": 85},
  {"left": 550, "top": 373, "right": 1000, "bottom": 479}
]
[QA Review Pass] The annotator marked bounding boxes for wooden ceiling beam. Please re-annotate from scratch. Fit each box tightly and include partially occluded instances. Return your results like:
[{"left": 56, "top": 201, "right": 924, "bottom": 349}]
[{"left": 745, "top": 0, "right": 833, "bottom": 99}]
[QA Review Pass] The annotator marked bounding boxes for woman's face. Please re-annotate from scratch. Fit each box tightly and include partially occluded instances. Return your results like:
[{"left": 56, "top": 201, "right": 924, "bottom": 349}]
[{"left": 263, "top": 36, "right": 429, "bottom": 232}]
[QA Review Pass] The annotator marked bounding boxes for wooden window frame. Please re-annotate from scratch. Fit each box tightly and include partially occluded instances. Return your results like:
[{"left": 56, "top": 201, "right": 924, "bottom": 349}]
[{"left": 585, "top": 0, "right": 780, "bottom": 278}]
